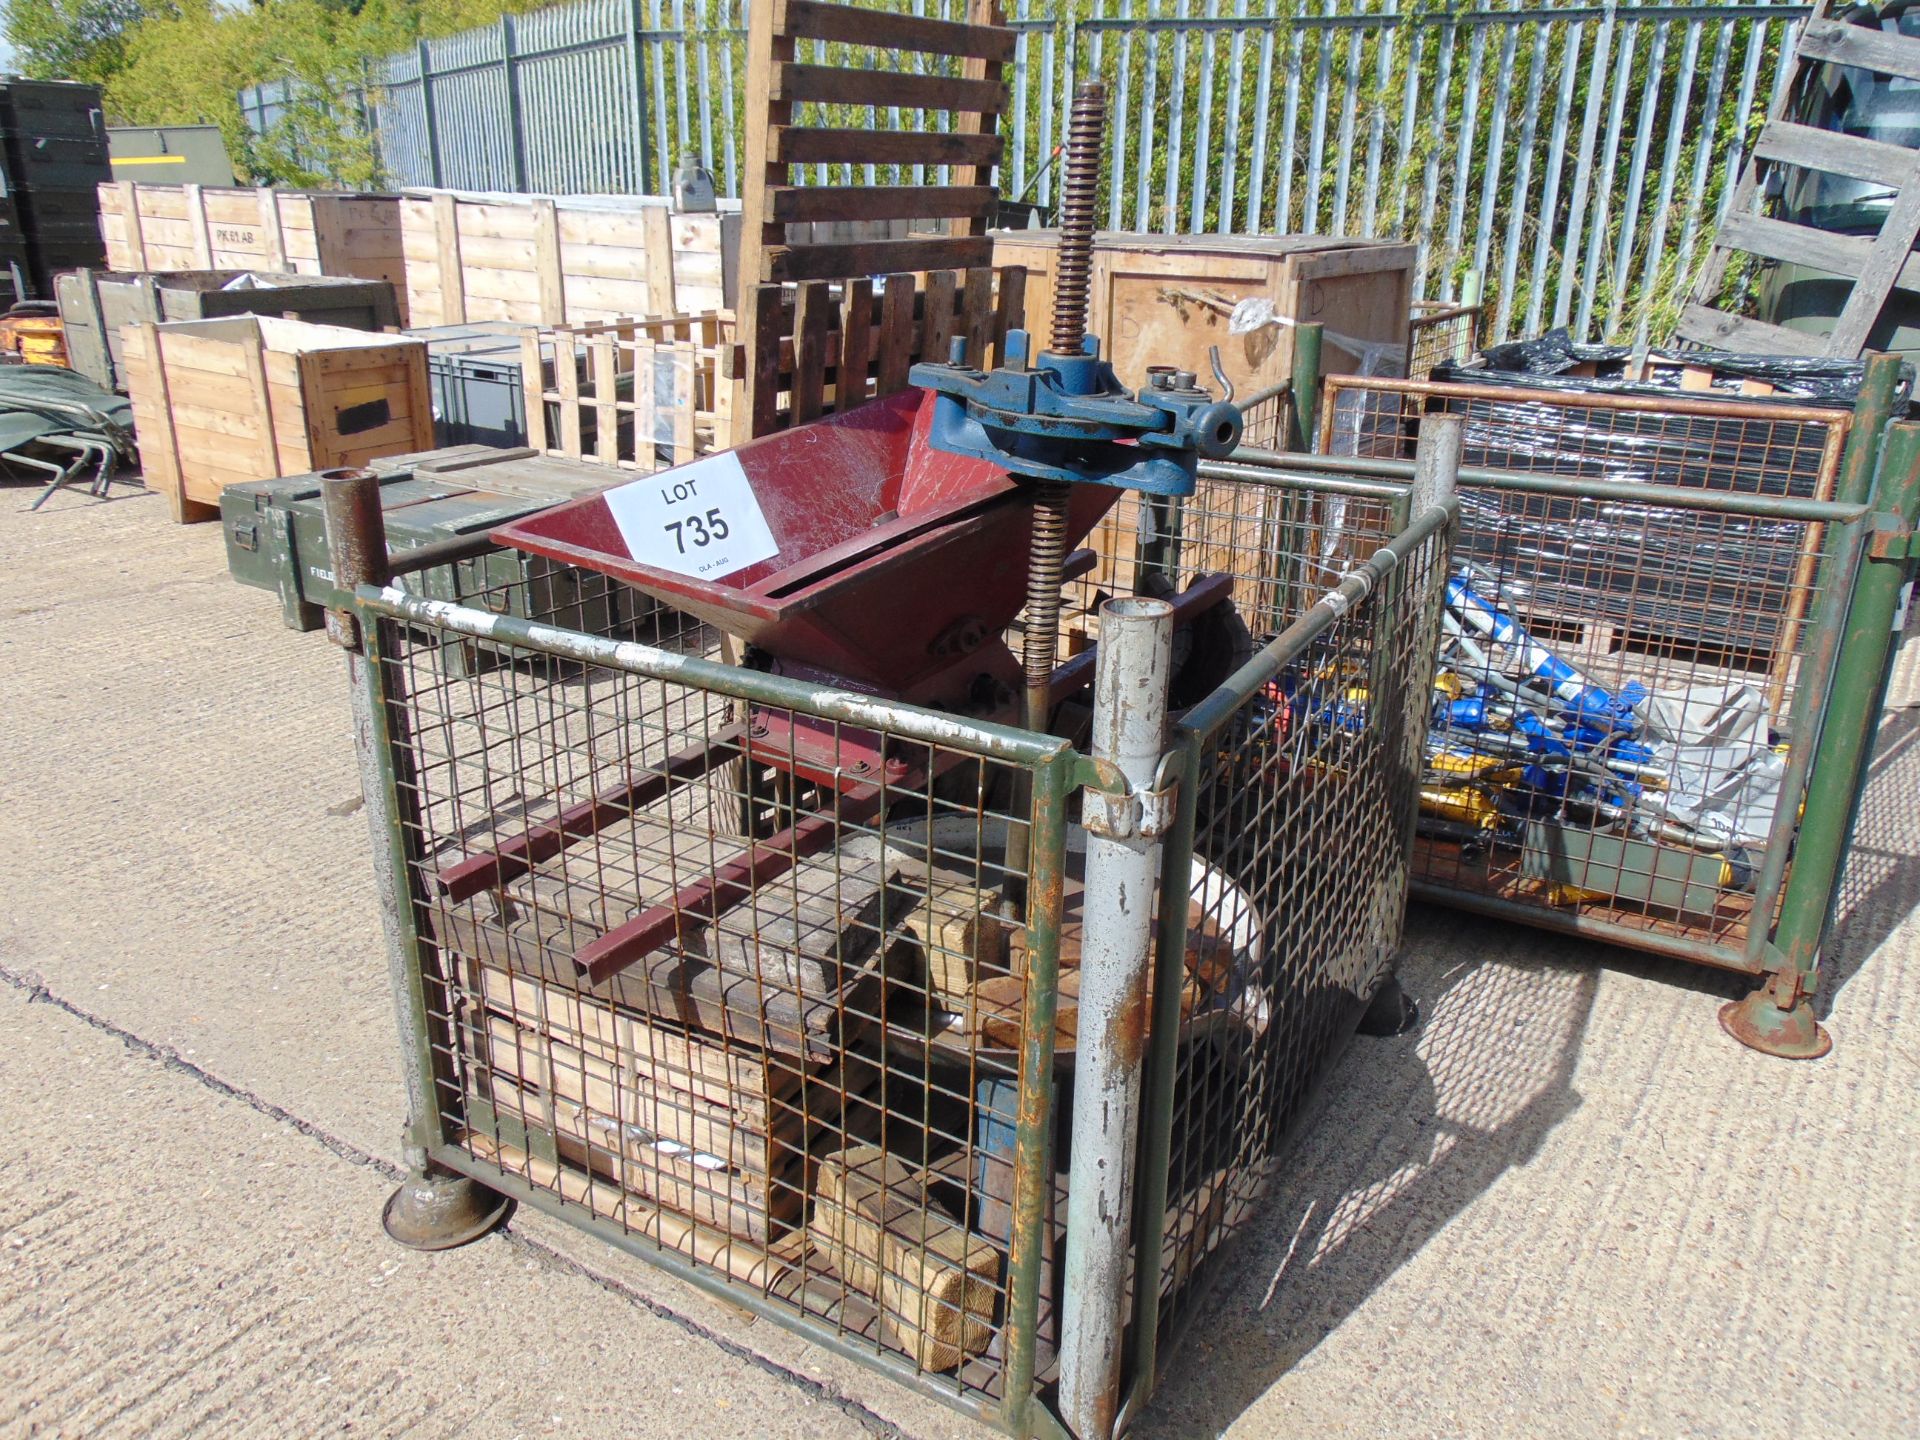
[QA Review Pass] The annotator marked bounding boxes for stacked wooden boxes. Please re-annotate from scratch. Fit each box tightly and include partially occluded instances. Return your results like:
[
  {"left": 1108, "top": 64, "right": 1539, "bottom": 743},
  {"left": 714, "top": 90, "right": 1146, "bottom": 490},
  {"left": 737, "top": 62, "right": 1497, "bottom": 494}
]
[
  {"left": 98, "top": 183, "right": 407, "bottom": 318},
  {"left": 124, "top": 316, "right": 433, "bottom": 522},
  {"left": 55, "top": 268, "right": 401, "bottom": 392},
  {"left": 398, "top": 191, "right": 739, "bottom": 328}
]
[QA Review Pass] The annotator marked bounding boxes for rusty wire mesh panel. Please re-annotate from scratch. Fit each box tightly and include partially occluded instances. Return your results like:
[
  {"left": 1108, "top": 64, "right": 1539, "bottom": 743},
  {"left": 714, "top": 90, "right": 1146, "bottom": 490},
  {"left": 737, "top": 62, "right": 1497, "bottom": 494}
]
[
  {"left": 1407, "top": 300, "right": 1481, "bottom": 380},
  {"left": 375, "top": 564, "right": 1074, "bottom": 1409},
  {"left": 1318, "top": 377, "right": 1858, "bottom": 963},
  {"left": 1143, "top": 493, "right": 1454, "bottom": 1362}
]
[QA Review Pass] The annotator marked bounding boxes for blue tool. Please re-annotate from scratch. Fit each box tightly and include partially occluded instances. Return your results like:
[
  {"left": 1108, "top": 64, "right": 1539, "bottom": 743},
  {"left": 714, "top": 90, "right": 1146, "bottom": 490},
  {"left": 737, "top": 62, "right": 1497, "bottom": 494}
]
[{"left": 908, "top": 330, "right": 1243, "bottom": 496}]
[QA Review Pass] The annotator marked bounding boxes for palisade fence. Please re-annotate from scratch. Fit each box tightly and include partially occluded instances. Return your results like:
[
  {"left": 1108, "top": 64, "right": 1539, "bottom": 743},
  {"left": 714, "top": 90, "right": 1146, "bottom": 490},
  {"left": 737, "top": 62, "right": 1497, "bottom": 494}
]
[{"left": 239, "top": 0, "right": 1812, "bottom": 344}]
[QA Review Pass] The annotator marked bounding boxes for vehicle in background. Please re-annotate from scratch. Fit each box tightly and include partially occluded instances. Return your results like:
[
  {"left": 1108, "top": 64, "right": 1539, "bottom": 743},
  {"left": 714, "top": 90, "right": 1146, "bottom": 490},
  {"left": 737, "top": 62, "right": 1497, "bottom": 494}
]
[{"left": 107, "top": 125, "right": 234, "bottom": 188}]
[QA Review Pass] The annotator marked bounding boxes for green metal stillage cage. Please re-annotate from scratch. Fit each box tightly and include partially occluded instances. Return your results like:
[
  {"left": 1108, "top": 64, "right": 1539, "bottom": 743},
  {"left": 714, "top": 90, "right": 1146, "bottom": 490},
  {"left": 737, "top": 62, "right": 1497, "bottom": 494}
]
[{"left": 323, "top": 433, "right": 1456, "bottom": 1436}]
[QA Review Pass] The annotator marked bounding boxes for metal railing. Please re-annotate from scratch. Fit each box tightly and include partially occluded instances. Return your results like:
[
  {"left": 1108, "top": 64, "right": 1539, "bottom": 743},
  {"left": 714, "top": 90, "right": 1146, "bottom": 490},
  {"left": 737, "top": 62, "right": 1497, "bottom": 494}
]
[{"left": 240, "top": 0, "right": 1810, "bottom": 344}]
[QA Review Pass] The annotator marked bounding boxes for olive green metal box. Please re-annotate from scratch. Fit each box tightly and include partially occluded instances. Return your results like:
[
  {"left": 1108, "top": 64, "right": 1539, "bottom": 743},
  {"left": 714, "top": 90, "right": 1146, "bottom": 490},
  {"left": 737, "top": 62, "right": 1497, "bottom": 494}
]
[{"left": 221, "top": 444, "right": 644, "bottom": 634}]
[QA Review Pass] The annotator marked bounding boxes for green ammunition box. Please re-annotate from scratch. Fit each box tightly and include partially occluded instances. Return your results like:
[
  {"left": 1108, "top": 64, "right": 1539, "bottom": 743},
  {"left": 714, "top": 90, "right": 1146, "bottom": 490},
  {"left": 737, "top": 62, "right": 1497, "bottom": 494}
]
[{"left": 220, "top": 444, "right": 644, "bottom": 638}]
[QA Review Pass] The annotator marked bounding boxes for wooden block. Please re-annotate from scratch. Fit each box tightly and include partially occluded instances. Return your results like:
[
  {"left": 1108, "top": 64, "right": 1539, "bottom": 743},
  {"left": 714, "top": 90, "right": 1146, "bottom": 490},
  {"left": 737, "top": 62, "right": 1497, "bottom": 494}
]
[{"left": 808, "top": 1146, "right": 1001, "bottom": 1372}]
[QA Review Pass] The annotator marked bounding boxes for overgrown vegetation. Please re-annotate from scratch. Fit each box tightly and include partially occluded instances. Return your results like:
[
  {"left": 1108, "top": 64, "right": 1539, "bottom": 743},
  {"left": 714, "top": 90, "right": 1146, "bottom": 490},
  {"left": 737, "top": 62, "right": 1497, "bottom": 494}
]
[{"left": 1, "top": 0, "right": 546, "bottom": 185}]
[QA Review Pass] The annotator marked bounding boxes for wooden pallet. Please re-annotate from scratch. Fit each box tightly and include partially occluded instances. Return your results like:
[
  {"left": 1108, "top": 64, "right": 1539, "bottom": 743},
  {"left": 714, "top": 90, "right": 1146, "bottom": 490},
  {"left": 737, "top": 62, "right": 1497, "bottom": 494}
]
[
  {"left": 1680, "top": 1, "right": 1920, "bottom": 357},
  {"left": 732, "top": 0, "right": 1013, "bottom": 440}
]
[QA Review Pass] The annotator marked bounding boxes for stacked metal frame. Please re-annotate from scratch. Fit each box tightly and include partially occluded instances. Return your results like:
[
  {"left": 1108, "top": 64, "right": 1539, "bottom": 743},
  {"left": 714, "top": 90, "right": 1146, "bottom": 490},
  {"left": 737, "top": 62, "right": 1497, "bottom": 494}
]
[
  {"left": 1205, "top": 359, "right": 1918, "bottom": 1056},
  {"left": 327, "top": 439, "right": 1457, "bottom": 1434}
]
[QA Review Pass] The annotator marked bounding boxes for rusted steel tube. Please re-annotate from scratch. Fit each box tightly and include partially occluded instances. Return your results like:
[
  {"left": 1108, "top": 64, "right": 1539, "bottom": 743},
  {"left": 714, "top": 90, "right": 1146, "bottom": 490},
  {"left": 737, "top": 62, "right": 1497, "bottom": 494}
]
[{"left": 1058, "top": 595, "right": 1175, "bottom": 1440}]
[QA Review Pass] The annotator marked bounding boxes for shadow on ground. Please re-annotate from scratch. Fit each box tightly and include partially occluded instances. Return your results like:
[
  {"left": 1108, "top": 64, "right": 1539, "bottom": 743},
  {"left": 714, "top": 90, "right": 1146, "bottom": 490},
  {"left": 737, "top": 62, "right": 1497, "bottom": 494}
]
[{"left": 1134, "top": 709, "right": 1918, "bottom": 1436}]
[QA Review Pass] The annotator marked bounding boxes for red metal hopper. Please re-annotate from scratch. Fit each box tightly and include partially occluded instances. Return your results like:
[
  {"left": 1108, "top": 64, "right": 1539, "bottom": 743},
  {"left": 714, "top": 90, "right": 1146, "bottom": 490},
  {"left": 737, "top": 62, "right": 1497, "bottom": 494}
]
[{"left": 493, "top": 389, "right": 1118, "bottom": 705}]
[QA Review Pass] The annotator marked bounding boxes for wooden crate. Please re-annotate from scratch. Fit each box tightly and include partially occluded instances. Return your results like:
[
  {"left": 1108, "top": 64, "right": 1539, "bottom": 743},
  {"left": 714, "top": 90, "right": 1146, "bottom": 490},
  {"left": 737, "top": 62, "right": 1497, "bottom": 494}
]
[
  {"left": 55, "top": 267, "right": 401, "bottom": 393},
  {"left": 398, "top": 192, "right": 741, "bottom": 329},
  {"left": 124, "top": 315, "right": 433, "bottom": 523},
  {"left": 517, "top": 312, "right": 726, "bottom": 471},
  {"left": 98, "top": 183, "right": 406, "bottom": 319},
  {"left": 989, "top": 230, "right": 1417, "bottom": 394}
]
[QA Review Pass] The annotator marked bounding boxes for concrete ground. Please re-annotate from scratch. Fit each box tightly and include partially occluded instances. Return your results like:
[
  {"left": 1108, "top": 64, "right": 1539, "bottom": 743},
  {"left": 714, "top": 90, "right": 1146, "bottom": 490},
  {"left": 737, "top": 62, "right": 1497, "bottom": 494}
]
[{"left": 2, "top": 480, "right": 1915, "bottom": 1440}]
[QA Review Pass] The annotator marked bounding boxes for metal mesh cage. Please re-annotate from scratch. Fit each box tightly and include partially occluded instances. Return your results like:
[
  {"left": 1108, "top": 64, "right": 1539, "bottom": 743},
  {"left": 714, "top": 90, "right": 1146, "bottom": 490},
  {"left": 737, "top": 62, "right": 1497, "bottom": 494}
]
[
  {"left": 344, "top": 449, "right": 1456, "bottom": 1433},
  {"left": 1313, "top": 376, "right": 1868, "bottom": 971}
]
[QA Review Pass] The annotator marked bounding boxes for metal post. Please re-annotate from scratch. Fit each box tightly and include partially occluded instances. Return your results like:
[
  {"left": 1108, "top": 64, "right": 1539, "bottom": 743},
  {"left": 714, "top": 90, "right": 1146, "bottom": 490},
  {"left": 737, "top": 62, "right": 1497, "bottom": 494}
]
[
  {"left": 1058, "top": 595, "right": 1176, "bottom": 1440},
  {"left": 625, "top": 0, "right": 651, "bottom": 192},
  {"left": 417, "top": 40, "right": 444, "bottom": 189},
  {"left": 321, "top": 470, "right": 510, "bottom": 1248},
  {"left": 501, "top": 15, "right": 528, "bottom": 192},
  {"left": 1723, "top": 417, "right": 1920, "bottom": 1060},
  {"left": 1290, "top": 320, "right": 1323, "bottom": 453}
]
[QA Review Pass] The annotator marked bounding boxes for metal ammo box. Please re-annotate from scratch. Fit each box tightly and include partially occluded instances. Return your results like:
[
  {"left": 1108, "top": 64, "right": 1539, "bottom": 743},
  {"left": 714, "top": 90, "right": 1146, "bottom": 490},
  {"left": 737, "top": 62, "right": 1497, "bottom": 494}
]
[{"left": 220, "top": 444, "right": 646, "bottom": 635}]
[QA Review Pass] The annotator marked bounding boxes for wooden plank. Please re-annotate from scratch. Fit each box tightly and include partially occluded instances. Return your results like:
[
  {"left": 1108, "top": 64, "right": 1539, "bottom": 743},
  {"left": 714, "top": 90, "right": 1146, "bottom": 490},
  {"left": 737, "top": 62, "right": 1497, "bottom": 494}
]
[
  {"left": 403, "top": 345, "right": 435, "bottom": 450},
  {"left": 556, "top": 329, "right": 583, "bottom": 458},
  {"left": 772, "top": 63, "right": 1006, "bottom": 114},
  {"left": 671, "top": 342, "right": 698, "bottom": 464},
  {"left": 256, "top": 187, "right": 289, "bottom": 270},
  {"left": 1754, "top": 119, "right": 1919, "bottom": 189},
  {"left": 768, "top": 185, "right": 996, "bottom": 226},
  {"left": 116, "top": 182, "right": 147, "bottom": 270},
  {"left": 1717, "top": 211, "right": 1868, "bottom": 277},
  {"left": 129, "top": 323, "right": 186, "bottom": 520},
  {"left": 591, "top": 332, "right": 620, "bottom": 464},
  {"left": 1831, "top": 159, "right": 1920, "bottom": 354},
  {"left": 642, "top": 203, "right": 676, "bottom": 317},
  {"left": 184, "top": 184, "right": 214, "bottom": 268},
  {"left": 531, "top": 197, "right": 566, "bottom": 325},
  {"left": 635, "top": 336, "right": 660, "bottom": 466},
  {"left": 875, "top": 273, "right": 916, "bottom": 397},
  {"left": 765, "top": 236, "right": 995, "bottom": 284},
  {"left": 433, "top": 192, "right": 467, "bottom": 326},
  {"left": 520, "top": 329, "right": 549, "bottom": 452},
  {"left": 993, "top": 264, "right": 1026, "bottom": 361},
  {"left": 790, "top": 281, "right": 830, "bottom": 424},
  {"left": 771, "top": 127, "right": 1004, "bottom": 169},
  {"left": 747, "top": 283, "right": 784, "bottom": 439},
  {"left": 949, "top": 0, "right": 1007, "bottom": 214},
  {"left": 737, "top": 0, "right": 792, "bottom": 293},
  {"left": 839, "top": 277, "right": 873, "bottom": 411},
  {"left": 922, "top": 270, "right": 958, "bottom": 363},
  {"left": 808, "top": 1145, "right": 1001, "bottom": 1373},
  {"left": 1798, "top": 16, "right": 1920, "bottom": 85},
  {"left": 774, "top": 0, "right": 1014, "bottom": 59},
  {"left": 960, "top": 265, "right": 994, "bottom": 366},
  {"left": 1673, "top": 304, "right": 1829, "bottom": 357}
]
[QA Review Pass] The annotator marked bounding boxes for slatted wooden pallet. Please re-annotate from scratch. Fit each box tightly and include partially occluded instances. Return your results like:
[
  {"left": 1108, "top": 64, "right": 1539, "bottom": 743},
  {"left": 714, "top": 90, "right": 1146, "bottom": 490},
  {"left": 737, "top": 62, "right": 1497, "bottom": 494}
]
[
  {"left": 1680, "top": 1, "right": 1920, "bottom": 357},
  {"left": 733, "top": 0, "right": 1016, "bottom": 439}
]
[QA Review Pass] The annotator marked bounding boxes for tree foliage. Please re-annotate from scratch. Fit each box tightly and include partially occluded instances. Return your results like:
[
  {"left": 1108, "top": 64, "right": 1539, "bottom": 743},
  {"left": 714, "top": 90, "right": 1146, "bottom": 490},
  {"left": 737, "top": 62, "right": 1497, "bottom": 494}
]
[{"left": 1, "top": 0, "right": 543, "bottom": 184}]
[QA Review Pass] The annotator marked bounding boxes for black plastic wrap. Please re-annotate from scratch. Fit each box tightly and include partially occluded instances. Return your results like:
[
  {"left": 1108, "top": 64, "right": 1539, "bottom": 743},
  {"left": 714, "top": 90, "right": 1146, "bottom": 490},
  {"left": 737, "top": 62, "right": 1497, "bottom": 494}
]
[
  {"left": 1444, "top": 327, "right": 1911, "bottom": 408},
  {"left": 1324, "top": 362, "right": 1867, "bottom": 653}
]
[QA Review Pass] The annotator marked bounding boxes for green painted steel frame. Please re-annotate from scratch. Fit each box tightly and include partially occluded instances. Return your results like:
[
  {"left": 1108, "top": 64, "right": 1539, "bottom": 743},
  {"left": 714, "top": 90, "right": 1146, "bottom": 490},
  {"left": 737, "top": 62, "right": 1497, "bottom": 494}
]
[
  {"left": 1123, "top": 494, "right": 1457, "bottom": 1428},
  {"left": 344, "top": 581, "right": 1078, "bottom": 1438}
]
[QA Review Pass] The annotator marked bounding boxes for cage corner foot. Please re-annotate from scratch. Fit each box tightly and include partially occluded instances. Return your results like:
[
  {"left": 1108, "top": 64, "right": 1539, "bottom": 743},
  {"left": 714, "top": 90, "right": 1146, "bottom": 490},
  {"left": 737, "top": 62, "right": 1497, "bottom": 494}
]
[
  {"left": 1718, "top": 977, "right": 1832, "bottom": 1061},
  {"left": 1358, "top": 971, "right": 1420, "bottom": 1038},
  {"left": 382, "top": 1166, "right": 513, "bottom": 1251}
]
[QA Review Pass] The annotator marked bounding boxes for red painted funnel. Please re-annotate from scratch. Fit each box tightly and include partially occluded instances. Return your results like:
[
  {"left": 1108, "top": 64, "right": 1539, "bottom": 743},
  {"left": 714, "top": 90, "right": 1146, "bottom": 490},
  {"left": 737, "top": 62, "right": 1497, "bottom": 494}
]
[{"left": 493, "top": 390, "right": 1117, "bottom": 701}]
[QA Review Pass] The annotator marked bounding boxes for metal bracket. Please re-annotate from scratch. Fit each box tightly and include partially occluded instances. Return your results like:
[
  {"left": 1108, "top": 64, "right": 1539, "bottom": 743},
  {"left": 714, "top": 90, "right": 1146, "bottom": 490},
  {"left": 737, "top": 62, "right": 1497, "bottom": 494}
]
[
  {"left": 325, "top": 606, "right": 361, "bottom": 651},
  {"left": 1866, "top": 513, "right": 1920, "bottom": 561},
  {"left": 1077, "top": 750, "right": 1182, "bottom": 840}
]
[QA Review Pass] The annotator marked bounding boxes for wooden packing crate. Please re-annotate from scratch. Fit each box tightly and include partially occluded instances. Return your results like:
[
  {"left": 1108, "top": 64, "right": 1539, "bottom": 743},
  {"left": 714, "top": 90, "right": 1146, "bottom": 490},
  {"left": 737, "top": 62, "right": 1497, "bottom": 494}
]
[
  {"left": 124, "top": 315, "right": 433, "bottom": 523},
  {"left": 469, "top": 966, "right": 869, "bottom": 1244},
  {"left": 399, "top": 191, "right": 741, "bottom": 329},
  {"left": 988, "top": 230, "right": 1417, "bottom": 394},
  {"left": 98, "top": 183, "right": 406, "bottom": 319},
  {"left": 55, "top": 267, "right": 401, "bottom": 393},
  {"left": 518, "top": 312, "right": 726, "bottom": 472}
]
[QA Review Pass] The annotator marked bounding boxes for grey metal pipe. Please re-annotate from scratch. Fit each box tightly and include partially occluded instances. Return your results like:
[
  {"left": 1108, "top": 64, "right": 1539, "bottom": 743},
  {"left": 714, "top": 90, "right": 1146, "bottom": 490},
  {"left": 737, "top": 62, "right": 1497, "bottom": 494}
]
[{"left": 1058, "top": 595, "right": 1176, "bottom": 1440}]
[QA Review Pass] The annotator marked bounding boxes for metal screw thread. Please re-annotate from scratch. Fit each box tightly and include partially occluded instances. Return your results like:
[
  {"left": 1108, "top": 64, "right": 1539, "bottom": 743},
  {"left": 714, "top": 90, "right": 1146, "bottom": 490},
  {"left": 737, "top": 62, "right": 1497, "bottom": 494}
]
[
  {"left": 1050, "top": 81, "right": 1107, "bottom": 357},
  {"left": 1023, "top": 480, "right": 1072, "bottom": 703}
]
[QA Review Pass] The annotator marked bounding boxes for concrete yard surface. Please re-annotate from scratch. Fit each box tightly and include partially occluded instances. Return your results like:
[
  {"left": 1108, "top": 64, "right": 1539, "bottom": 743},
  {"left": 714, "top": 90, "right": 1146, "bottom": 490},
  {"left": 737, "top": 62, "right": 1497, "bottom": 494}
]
[{"left": 2, "top": 482, "right": 1916, "bottom": 1439}]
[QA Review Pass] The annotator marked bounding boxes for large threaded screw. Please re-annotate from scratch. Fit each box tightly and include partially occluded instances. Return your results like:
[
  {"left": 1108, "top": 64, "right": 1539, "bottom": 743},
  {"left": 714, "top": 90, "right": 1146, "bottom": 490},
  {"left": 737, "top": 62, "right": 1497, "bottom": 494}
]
[{"left": 1049, "top": 80, "right": 1106, "bottom": 358}]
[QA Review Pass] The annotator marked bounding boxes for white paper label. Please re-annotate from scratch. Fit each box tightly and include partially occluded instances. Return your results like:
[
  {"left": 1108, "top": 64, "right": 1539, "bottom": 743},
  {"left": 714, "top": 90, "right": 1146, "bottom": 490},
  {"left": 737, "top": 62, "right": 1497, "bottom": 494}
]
[{"left": 601, "top": 451, "right": 780, "bottom": 580}]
